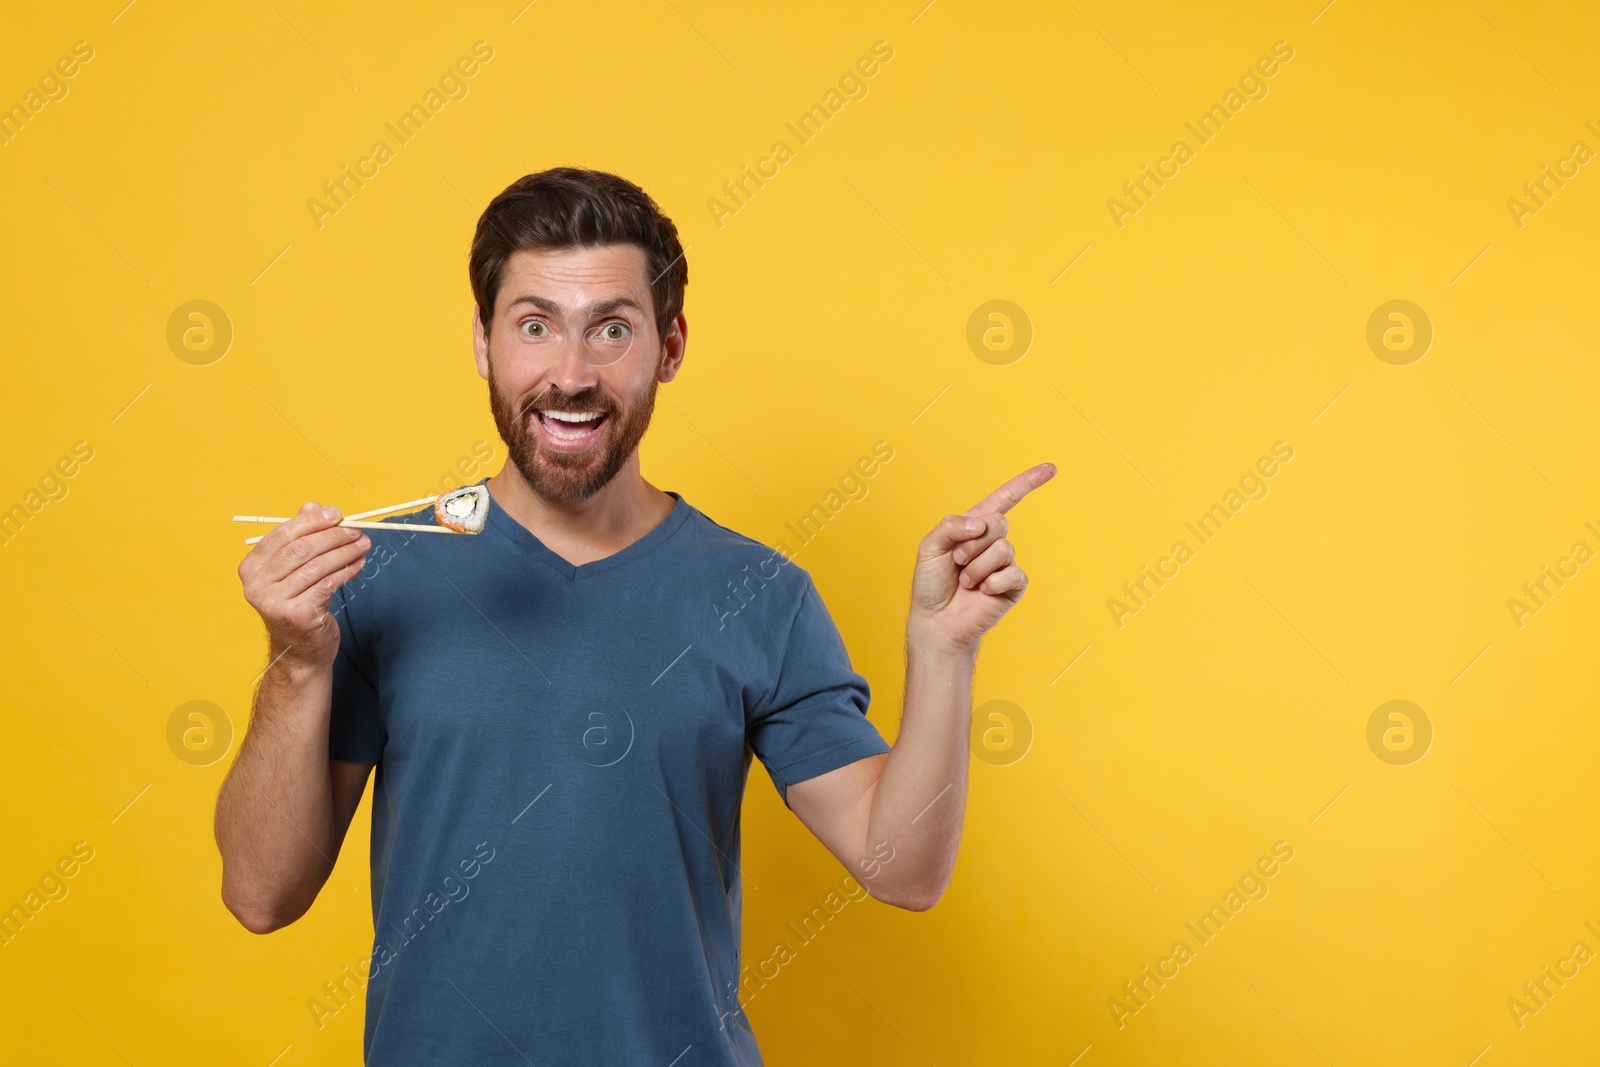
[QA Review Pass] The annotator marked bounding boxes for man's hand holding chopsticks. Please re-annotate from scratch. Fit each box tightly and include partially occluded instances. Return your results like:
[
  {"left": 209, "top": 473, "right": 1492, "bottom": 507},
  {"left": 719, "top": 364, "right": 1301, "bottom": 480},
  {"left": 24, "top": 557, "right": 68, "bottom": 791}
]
[{"left": 237, "top": 502, "right": 369, "bottom": 671}]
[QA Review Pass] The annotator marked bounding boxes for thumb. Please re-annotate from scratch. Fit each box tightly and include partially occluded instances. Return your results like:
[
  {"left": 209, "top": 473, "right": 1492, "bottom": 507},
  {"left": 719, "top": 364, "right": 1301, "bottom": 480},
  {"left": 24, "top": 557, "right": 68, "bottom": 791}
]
[{"left": 920, "top": 514, "right": 986, "bottom": 561}]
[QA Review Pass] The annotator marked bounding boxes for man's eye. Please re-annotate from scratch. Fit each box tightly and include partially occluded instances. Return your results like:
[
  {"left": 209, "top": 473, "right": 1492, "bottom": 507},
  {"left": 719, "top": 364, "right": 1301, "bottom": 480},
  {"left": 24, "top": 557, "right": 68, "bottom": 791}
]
[
  {"left": 520, "top": 320, "right": 547, "bottom": 338},
  {"left": 601, "top": 323, "right": 629, "bottom": 340}
]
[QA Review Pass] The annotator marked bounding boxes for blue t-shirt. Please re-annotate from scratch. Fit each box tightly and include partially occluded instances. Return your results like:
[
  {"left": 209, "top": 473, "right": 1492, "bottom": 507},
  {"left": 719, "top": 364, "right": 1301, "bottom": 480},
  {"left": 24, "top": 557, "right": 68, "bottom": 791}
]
[{"left": 327, "top": 480, "right": 891, "bottom": 1065}]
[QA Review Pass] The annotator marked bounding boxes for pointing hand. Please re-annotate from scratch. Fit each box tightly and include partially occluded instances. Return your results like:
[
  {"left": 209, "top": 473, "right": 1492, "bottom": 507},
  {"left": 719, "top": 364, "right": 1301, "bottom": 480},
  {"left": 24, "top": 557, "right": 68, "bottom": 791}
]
[{"left": 907, "top": 463, "right": 1056, "bottom": 654}]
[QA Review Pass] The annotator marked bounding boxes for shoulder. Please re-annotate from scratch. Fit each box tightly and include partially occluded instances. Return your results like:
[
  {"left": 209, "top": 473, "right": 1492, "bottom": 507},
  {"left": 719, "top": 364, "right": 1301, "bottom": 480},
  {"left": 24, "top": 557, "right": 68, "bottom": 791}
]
[
  {"left": 679, "top": 502, "right": 806, "bottom": 577},
  {"left": 337, "top": 502, "right": 445, "bottom": 614},
  {"left": 675, "top": 501, "right": 818, "bottom": 626}
]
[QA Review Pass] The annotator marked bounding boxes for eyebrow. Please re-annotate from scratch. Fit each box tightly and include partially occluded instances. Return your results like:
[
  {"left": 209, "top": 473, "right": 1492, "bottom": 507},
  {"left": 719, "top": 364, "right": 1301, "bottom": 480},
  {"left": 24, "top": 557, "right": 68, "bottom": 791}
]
[{"left": 505, "top": 293, "right": 645, "bottom": 318}]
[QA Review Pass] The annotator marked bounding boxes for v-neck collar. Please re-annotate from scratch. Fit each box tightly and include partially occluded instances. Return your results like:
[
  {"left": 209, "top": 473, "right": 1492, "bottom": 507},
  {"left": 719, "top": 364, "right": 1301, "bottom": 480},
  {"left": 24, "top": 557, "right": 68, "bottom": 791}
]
[{"left": 481, "top": 479, "right": 691, "bottom": 582}]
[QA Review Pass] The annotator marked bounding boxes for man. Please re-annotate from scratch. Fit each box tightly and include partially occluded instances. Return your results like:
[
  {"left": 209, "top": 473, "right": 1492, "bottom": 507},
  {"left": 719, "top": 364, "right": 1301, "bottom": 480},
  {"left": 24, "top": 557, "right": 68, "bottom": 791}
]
[{"left": 215, "top": 167, "right": 1053, "bottom": 1064}]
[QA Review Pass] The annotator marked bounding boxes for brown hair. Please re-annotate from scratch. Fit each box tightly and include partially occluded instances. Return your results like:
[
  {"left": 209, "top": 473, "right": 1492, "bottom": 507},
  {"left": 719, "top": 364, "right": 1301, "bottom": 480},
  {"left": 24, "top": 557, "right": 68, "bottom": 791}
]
[{"left": 468, "top": 167, "right": 688, "bottom": 348}]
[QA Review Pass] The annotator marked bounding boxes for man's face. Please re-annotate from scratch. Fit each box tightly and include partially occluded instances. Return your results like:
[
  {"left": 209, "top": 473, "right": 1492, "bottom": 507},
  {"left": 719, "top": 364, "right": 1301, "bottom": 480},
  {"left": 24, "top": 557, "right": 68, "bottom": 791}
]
[{"left": 475, "top": 244, "right": 679, "bottom": 502}]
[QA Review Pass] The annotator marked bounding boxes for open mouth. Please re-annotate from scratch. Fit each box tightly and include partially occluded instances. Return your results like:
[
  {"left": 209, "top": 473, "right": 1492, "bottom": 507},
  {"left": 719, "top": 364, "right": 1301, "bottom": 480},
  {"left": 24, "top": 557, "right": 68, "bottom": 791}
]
[{"left": 533, "top": 408, "right": 609, "bottom": 450}]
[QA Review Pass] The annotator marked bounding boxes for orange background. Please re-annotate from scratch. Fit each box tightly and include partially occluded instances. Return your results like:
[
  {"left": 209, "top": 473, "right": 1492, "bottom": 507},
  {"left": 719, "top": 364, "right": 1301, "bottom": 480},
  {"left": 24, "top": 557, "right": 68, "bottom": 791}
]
[{"left": 3, "top": 1, "right": 1599, "bottom": 1063}]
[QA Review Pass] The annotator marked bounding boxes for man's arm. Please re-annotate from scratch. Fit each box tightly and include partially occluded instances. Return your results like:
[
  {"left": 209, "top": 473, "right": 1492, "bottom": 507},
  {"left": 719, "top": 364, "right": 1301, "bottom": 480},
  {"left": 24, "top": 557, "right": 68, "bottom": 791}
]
[
  {"left": 786, "top": 464, "right": 1056, "bottom": 911},
  {"left": 214, "top": 502, "right": 375, "bottom": 934},
  {"left": 215, "top": 660, "right": 374, "bottom": 932},
  {"left": 787, "top": 639, "right": 974, "bottom": 911}
]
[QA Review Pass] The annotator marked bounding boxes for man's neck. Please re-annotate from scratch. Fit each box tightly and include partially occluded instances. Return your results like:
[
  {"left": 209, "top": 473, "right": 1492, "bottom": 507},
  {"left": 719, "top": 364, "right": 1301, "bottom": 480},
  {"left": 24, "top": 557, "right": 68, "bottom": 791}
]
[{"left": 484, "top": 455, "right": 676, "bottom": 566}]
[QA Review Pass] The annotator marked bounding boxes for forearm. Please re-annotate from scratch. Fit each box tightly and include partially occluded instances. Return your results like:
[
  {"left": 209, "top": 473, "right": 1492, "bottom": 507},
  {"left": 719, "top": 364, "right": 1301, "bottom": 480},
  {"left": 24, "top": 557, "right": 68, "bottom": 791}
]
[
  {"left": 861, "top": 632, "right": 976, "bottom": 910},
  {"left": 214, "top": 649, "right": 341, "bottom": 932}
]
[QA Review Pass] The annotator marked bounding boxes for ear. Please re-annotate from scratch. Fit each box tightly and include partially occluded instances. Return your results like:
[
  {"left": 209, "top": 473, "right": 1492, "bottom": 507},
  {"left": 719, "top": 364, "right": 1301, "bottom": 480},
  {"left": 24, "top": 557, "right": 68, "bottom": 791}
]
[
  {"left": 658, "top": 312, "right": 687, "bottom": 384},
  {"left": 472, "top": 307, "right": 490, "bottom": 381}
]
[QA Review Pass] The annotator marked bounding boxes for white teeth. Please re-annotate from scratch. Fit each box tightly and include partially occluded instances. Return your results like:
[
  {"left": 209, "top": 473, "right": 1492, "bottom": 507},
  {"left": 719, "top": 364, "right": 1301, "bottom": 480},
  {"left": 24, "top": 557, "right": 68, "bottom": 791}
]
[
  {"left": 540, "top": 409, "right": 604, "bottom": 423},
  {"left": 540, "top": 413, "right": 603, "bottom": 441}
]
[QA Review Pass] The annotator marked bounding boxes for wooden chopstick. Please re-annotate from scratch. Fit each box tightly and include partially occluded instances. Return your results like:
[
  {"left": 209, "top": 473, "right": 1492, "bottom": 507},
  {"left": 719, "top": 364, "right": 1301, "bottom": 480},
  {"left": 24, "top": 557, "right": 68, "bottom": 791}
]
[
  {"left": 235, "top": 516, "right": 457, "bottom": 531},
  {"left": 234, "top": 492, "right": 461, "bottom": 544},
  {"left": 345, "top": 495, "right": 439, "bottom": 521},
  {"left": 236, "top": 515, "right": 461, "bottom": 545},
  {"left": 231, "top": 494, "right": 439, "bottom": 527}
]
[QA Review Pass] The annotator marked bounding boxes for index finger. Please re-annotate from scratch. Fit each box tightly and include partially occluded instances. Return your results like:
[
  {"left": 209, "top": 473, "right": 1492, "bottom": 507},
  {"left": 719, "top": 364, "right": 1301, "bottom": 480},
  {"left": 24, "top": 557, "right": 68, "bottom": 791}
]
[
  {"left": 251, "top": 501, "right": 342, "bottom": 556},
  {"left": 963, "top": 463, "right": 1057, "bottom": 518}
]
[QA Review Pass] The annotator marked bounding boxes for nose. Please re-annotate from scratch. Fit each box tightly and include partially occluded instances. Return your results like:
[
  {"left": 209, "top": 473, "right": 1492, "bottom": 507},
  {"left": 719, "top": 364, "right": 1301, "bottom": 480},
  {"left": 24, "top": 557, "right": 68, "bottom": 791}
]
[{"left": 549, "top": 336, "right": 602, "bottom": 395}]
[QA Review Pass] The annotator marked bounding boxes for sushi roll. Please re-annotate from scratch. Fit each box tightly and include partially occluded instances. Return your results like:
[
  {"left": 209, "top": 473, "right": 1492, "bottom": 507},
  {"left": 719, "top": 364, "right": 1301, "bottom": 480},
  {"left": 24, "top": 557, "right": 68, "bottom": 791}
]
[{"left": 434, "top": 485, "right": 491, "bottom": 533}]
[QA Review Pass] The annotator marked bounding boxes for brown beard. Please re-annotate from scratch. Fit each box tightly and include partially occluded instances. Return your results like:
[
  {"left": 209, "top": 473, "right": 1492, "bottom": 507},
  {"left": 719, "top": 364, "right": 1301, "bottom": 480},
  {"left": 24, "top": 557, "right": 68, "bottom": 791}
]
[{"left": 486, "top": 349, "right": 659, "bottom": 503}]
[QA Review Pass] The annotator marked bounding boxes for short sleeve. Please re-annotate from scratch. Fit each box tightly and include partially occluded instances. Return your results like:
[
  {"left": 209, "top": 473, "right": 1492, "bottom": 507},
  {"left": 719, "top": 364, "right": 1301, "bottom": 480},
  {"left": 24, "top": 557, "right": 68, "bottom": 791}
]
[
  {"left": 747, "top": 575, "right": 891, "bottom": 808},
  {"left": 328, "top": 582, "right": 385, "bottom": 763}
]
